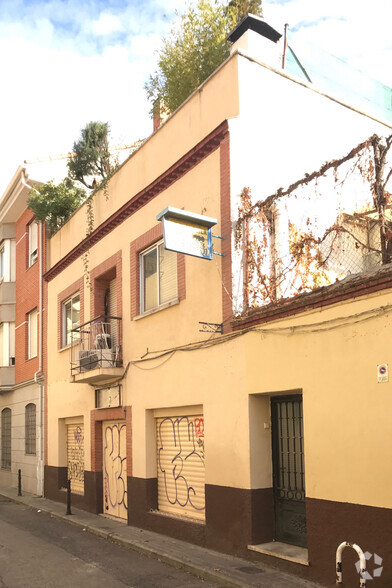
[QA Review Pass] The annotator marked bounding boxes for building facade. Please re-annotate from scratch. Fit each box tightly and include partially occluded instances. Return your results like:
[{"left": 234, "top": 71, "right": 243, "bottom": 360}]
[
  {"left": 35, "top": 16, "right": 392, "bottom": 587},
  {"left": 0, "top": 167, "right": 44, "bottom": 495}
]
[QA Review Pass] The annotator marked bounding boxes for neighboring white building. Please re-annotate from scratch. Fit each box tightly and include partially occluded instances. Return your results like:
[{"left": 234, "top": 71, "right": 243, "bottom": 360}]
[{"left": 0, "top": 167, "right": 43, "bottom": 495}]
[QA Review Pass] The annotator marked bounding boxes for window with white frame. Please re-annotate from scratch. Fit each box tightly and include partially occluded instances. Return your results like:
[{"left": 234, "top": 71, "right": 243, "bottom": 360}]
[
  {"left": 0, "top": 240, "right": 15, "bottom": 282},
  {"left": 28, "top": 221, "right": 38, "bottom": 266},
  {"left": 25, "top": 403, "right": 36, "bottom": 455},
  {"left": 62, "top": 293, "right": 80, "bottom": 347},
  {"left": 140, "top": 241, "right": 177, "bottom": 313},
  {"left": 28, "top": 309, "right": 38, "bottom": 359},
  {"left": 0, "top": 322, "right": 15, "bottom": 367}
]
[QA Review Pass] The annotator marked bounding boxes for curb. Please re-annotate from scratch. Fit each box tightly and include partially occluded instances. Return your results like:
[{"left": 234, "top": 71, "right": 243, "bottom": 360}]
[
  {"left": 1, "top": 491, "right": 321, "bottom": 588},
  {"left": 80, "top": 524, "right": 251, "bottom": 588},
  {"left": 1, "top": 493, "right": 251, "bottom": 588}
]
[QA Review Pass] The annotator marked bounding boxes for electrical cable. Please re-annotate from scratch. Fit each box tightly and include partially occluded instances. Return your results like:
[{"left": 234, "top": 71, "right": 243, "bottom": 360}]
[{"left": 128, "top": 302, "right": 392, "bottom": 367}]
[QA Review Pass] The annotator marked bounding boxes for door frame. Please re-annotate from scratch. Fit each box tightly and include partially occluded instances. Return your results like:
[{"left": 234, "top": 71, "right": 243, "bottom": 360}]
[{"left": 271, "top": 394, "right": 307, "bottom": 547}]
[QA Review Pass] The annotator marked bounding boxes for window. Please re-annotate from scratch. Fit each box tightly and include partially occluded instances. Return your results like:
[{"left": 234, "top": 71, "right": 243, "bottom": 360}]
[
  {"left": 0, "top": 246, "right": 5, "bottom": 280},
  {"left": 28, "top": 221, "right": 38, "bottom": 266},
  {"left": 140, "top": 241, "right": 177, "bottom": 312},
  {"left": 1, "top": 408, "right": 11, "bottom": 469},
  {"left": 25, "top": 403, "right": 36, "bottom": 455},
  {"left": 62, "top": 293, "right": 80, "bottom": 347},
  {"left": 28, "top": 309, "right": 38, "bottom": 359},
  {"left": 0, "top": 322, "right": 15, "bottom": 367}
]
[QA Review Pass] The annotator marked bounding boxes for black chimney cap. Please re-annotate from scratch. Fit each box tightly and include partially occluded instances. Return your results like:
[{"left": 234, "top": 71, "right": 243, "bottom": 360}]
[{"left": 228, "top": 14, "right": 282, "bottom": 44}]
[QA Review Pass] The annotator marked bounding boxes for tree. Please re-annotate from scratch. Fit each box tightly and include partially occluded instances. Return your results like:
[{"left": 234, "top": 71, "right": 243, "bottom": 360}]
[
  {"left": 27, "top": 179, "right": 85, "bottom": 236},
  {"left": 67, "top": 121, "right": 116, "bottom": 189},
  {"left": 226, "top": 0, "right": 263, "bottom": 21},
  {"left": 28, "top": 121, "right": 119, "bottom": 236},
  {"left": 145, "top": 0, "right": 262, "bottom": 114}
]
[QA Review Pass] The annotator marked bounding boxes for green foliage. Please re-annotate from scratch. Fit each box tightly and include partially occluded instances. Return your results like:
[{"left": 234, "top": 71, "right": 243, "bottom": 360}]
[
  {"left": 226, "top": 0, "right": 263, "bottom": 22},
  {"left": 67, "top": 121, "right": 116, "bottom": 189},
  {"left": 27, "top": 180, "right": 85, "bottom": 236},
  {"left": 27, "top": 120, "right": 119, "bottom": 285},
  {"left": 27, "top": 120, "right": 118, "bottom": 237},
  {"left": 145, "top": 0, "right": 262, "bottom": 114}
]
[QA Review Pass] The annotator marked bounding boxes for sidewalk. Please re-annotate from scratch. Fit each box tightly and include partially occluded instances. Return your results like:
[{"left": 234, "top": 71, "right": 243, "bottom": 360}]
[{"left": 0, "top": 485, "right": 321, "bottom": 588}]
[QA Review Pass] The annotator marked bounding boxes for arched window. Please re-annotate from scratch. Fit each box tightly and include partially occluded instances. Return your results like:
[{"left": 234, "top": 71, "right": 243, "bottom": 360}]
[
  {"left": 25, "top": 403, "right": 36, "bottom": 455},
  {"left": 1, "top": 408, "right": 11, "bottom": 469}
]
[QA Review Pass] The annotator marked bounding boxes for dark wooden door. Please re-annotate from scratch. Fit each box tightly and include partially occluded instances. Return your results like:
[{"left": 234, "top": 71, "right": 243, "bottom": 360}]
[{"left": 271, "top": 395, "right": 307, "bottom": 547}]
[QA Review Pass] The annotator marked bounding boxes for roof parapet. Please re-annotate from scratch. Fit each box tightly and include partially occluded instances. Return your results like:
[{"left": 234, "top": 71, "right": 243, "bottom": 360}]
[{"left": 228, "top": 14, "right": 282, "bottom": 68}]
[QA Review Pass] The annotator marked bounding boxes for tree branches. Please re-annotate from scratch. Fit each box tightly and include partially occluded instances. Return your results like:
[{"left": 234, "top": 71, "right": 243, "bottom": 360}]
[
  {"left": 67, "top": 121, "right": 115, "bottom": 189},
  {"left": 145, "top": 0, "right": 263, "bottom": 115}
]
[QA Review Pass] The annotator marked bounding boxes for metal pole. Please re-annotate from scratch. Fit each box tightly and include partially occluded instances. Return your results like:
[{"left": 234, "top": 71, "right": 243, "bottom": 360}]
[
  {"left": 17, "top": 469, "right": 22, "bottom": 496},
  {"left": 282, "top": 23, "right": 289, "bottom": 69},
  {"left": 336, "top": 541, "right": 366, "bottom": 587},
  {"left": 66, "top": 479, "right": 72, "bottom": 515}
]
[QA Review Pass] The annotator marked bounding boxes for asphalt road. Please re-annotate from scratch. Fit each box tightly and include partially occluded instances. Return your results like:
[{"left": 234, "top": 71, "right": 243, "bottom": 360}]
[{"left": 0, "top": 497, "right": 218, "bottom": 587}]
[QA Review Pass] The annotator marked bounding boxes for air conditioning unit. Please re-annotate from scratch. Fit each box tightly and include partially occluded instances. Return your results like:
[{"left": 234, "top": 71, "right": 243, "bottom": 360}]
[{"left": 77, "top": 349, "right": 114, "bottom": 372}]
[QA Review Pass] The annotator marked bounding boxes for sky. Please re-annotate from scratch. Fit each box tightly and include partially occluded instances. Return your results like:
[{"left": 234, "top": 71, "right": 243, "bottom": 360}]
[{"left": 0, "top": 0, "right": 391, "bottom": 195}]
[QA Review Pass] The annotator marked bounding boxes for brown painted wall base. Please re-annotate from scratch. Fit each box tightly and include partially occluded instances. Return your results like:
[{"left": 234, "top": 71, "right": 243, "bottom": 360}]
[
  {"left": 205, "top": 485, "right": 274, "bottom": 555},
  {"left": 127, "top": 479, "right": 275, "bottom": 555},
  {"left": 44, "top": 465, "right": 67, "bottom": 500},
  {"left": 307, "top": 497, "right": 392, "bottom": 587},
  {"left": 44, "top": 469, "right": 392, "bottom": 587},
  {"left": 44, "top": 466, "right": 103, "bottom": 514},
  {"left": 127, "top": 476, "right": 205, "bottom": 546}
]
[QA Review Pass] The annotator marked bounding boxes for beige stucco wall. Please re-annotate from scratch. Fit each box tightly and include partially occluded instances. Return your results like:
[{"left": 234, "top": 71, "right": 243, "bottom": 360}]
[
  {"left": 128, "top": 288, "right": 392, "bottom": 509},
  {"left": 47, "top": 55, "right": 239, "bottom": 270},
  {"left": 242, "top": 290, "right": 392, "bottom": 508},
  {"left": 0, "top": 381, "right": 41, "bottom": 494},
  {"left": 46, "top": 148, "right": 224, "bottom": 472},
  {"left": 47, "top": 254, "right": 392, "bottom": 510},
  {"left": 45, "top": 44, "right": 392, "bottom": 515}
]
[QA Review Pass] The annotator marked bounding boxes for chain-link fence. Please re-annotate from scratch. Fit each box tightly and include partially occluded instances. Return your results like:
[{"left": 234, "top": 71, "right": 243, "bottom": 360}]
[{"left": 237, "top": 145, "right": 392, "bottom": 311}]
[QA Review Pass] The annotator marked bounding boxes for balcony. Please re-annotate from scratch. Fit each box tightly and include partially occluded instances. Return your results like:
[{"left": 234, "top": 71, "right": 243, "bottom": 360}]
[
  {"left": 70, "top": 316, "right": 123, "bottom": 385},
  {"left": 0, "top": 366, "right": 15, "bottom": 391}
]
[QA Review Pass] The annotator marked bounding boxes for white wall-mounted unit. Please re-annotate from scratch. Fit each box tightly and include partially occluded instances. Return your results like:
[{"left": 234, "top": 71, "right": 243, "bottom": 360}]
[{"left": 77, "top": 349, "right": 113, "bottom": 372}]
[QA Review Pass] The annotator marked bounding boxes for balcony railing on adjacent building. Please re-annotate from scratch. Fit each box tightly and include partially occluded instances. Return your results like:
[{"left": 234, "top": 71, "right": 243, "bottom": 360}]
[{"left": 70, "top": 316, "right": 123, "bottom": 385}]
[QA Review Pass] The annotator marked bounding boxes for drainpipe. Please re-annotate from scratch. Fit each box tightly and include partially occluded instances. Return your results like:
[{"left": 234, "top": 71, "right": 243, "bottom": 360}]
[
  {"left": 22, "top": 171, "right": 44, "bottom": 496},
  {"left": 281, "top": 23, "right": 289, "bottom": 69}
]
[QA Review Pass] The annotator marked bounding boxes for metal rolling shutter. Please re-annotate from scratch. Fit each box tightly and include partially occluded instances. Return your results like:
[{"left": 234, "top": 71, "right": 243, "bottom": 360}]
[
  {"left": 156, "top": 415, "right": 205, "bottom": 521},
  {"left": 103, "top": 420, "right": 127, "bottom": 519},
  {"left": 67, "top": 423, "right": 84, "bottom": 494}
]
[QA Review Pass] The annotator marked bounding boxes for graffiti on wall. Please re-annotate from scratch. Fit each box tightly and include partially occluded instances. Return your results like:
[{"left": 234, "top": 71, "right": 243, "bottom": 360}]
[
  {"left": 158, "top": 416, "right": 205, "bottom": 513},
  {"left": 67, "top": 425, "right": 84, "bottom": 487},
  {"left": 103, "top": 422, "right": 127, "bottom": 516}
]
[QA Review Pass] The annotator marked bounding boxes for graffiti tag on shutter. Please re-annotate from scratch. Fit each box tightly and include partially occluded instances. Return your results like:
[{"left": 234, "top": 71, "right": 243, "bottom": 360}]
[
  {"left": 68, "top": 425, "right": 84, "bottom": 487},
  {"left": 158, "top": 416, "right": 205, "bottom": 512},
  {"left": 103, "top": 422, "right": 127, "bottom": 514}
]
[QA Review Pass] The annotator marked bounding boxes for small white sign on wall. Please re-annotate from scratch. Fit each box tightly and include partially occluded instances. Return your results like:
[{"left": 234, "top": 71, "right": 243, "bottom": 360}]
[{"left": 377, "top": 364, "right": 388, "bottom": 383}]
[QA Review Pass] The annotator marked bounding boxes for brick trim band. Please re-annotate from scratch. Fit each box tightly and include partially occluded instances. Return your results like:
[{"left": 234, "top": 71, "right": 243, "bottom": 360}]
[
  {"left": 44, "top": 121, "right": 229, "bottom": 282},
  {"left": 232, "top": 267, "right": 392, "bottom": 330}
]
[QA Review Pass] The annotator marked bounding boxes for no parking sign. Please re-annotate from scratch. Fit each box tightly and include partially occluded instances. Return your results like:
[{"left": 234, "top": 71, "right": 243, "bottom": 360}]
[{"left": 377, "top": 364, "right": 388, "bottom": 383}]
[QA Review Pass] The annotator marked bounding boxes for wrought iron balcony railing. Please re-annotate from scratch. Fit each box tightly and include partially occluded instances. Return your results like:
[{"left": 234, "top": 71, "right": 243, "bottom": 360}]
[{"left": 70, "top": 316, "right": 122, "bottom": 377}]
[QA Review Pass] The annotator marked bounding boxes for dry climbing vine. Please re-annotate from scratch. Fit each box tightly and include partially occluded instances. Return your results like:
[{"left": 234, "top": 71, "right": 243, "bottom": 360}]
[
  {"left": 81, "top": 164, "right": 119, "bottom": 288},
  {"left": 236, "top": 133, "right": 392, "bottom": 312}
]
